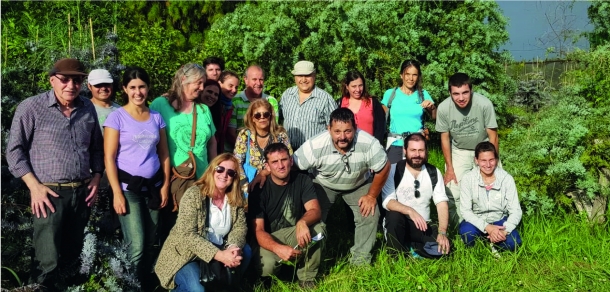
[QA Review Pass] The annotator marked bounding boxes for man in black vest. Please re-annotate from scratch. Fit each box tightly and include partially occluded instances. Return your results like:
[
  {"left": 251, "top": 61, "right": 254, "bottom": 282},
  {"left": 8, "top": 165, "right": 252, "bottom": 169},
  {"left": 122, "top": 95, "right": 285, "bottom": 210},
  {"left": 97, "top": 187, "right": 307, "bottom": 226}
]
[{"left": 380, "top": 133, "right": 451, "bottom": 258}]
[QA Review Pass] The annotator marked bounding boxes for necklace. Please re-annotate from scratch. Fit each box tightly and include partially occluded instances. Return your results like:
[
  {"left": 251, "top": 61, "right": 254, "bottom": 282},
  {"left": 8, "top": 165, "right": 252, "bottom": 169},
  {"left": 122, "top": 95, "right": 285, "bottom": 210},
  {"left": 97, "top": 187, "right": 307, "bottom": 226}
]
[{"left": 256, "top": 131, "right": 270, "bottom": 138}]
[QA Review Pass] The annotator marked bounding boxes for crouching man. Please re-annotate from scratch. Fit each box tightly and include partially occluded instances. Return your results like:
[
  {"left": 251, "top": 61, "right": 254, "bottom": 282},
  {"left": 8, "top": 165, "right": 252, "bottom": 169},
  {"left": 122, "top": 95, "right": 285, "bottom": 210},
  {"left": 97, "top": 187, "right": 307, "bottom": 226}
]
[
  {"left": 382, "top": 133, "right": 451, "bottom": 258},
  {"left": 459, "top": 141, "right": 522, "bottom": 251},
  {"left": 250, "top": 143, "right": 325, "bottom": 289}
]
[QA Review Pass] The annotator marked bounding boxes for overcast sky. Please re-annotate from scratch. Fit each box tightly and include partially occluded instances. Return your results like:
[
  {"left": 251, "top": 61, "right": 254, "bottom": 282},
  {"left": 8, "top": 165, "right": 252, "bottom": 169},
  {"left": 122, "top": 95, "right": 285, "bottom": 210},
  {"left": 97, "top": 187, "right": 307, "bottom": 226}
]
[{"left": 497, "top": 1, "right": 592, "bottom": 61}]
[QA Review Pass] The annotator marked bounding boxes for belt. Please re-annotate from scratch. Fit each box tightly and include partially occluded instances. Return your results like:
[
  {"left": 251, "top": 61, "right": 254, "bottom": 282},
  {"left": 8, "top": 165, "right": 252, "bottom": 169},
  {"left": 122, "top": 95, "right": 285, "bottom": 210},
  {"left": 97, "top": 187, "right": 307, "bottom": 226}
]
[
  {"left": 388, "top": 133, "right": 404, "bottom": 139},
  {"left": 43, "top": 178, "right": 91, "bottom": 189}
]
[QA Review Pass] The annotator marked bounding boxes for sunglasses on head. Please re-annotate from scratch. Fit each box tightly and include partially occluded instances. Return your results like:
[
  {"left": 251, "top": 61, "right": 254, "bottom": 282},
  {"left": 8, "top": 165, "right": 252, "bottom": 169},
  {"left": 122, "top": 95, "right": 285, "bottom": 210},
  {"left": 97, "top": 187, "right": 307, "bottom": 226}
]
[
  {"left": 55, "top": 75, "right": 83, "bottom": 84},
  {"left": 215, "top": 165, "right": 237, "bottom": 178},
  {"left": 414, "top": 179, "right": 420, "bottom": 198},
  {"left": 253, "top": 112, "right": 271, "bottom": 120}
]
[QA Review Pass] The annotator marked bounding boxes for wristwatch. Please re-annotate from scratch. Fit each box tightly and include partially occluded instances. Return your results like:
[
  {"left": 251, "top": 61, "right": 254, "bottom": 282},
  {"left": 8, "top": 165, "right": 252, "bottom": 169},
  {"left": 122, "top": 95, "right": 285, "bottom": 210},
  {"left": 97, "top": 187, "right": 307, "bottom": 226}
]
[{"left": 438, "top": 230, "right": 448, "bottom": 236}]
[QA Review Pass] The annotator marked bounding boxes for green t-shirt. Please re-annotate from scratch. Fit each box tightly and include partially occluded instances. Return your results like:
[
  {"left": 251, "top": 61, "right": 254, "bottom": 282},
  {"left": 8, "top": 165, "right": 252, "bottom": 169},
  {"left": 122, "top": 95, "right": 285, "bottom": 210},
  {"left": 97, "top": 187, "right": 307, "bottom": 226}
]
[
  {"left": 150, "top": 97, "right": 216, "bottom": 178},
  {"left": 229, "top": 91, "right": 279, "bottom": 129}
]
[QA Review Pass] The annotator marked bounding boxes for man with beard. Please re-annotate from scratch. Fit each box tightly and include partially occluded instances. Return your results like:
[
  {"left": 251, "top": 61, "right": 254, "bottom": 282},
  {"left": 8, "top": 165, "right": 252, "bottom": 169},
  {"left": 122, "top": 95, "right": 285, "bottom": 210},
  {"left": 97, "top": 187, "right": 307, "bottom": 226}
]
[
  {"left": 249, "top": 143, "right": 324, "bottom": 289},
  {"left": 228, "top": 65, "right": 278, "bottom": 143},
  {"left": 293, "top": 108, "right": 389, "bottom": 266},
  {"left": 436, "top": 72, "right": 499, "bottom": 227},
  {"left": 381, "top": 133, "right": 450, "bottom": 258}
]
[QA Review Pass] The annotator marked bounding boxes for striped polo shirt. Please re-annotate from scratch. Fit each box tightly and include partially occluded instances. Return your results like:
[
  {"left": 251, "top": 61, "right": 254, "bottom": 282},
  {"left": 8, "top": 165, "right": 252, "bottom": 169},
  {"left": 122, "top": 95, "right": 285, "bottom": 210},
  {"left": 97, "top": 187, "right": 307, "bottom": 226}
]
[
  {"left": 279, "top": 86, "right": 337, "bottom": 150},
  {"left": 229, "top": 91, "right": 279, "bottom": 129},
  {"left": 293, "top": 129, "right": 388, "bottom": 191}
]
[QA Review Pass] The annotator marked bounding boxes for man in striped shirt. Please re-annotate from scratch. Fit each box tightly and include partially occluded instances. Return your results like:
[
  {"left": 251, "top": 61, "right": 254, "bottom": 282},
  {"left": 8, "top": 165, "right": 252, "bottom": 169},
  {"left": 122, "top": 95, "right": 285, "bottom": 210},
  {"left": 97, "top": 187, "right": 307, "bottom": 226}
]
[
  {"left": 228, "top": 65, "right": 279, "bottom": 144},
  {"left": 279, "top": 60, "right": 337, "bottom": 151},
  {"left": 293, "top": 108, "right": 390, "bottom": 265},
  {"left": 6, "top": 58, "right": 104, "bottom": 290}
]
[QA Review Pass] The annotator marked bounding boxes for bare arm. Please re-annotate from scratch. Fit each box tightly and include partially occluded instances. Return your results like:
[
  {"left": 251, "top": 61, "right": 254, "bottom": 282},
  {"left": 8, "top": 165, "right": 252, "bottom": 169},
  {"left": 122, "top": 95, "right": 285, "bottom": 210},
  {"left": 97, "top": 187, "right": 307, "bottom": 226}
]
[
  {"left": 436, "top": 201, "right": 449, "bottom": 233},
  {"left": 440, "top": 132, "right": 456, "bottom": 185},
  {"left": 295, "top": 199, "right": 322, "bottom": 247},
  {"left": 157, "top": 128, "right": 171, "bottom": 208},
  {"left": 104, "top": 127, "right": 126, "bottom": 215},
  {"left": 486, "top": 128, "right": 499, "bottom": 155},
  {"left": 254, "top": 218, "right": 301, "bottom": 261},
  {"left": 359, "top": 162, "right": 390, "bottom": 217}
]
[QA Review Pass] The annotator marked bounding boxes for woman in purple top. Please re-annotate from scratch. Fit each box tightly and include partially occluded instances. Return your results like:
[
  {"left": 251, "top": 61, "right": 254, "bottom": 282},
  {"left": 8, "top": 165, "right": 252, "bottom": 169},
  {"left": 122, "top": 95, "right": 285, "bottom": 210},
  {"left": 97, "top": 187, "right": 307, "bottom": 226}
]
[{"left": 103, "top": 67, "right": 170, "bottom": 289}]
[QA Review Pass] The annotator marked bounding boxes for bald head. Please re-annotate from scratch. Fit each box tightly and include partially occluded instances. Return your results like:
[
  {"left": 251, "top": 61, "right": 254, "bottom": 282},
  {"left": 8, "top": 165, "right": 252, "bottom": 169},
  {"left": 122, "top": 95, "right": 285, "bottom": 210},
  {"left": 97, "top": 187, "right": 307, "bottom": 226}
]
[{"left": 244, "top": 65, "right": 265, "bottom": 98}]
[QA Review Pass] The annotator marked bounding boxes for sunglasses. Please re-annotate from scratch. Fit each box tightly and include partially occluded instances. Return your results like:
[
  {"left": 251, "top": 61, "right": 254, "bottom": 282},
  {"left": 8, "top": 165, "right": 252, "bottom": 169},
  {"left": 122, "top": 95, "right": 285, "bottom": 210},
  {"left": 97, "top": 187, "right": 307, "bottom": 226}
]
[
  {"left": 215, "top": 165, "right": 237, "bottom": 178},
  {"left": 341, "top": 155, "right": 351, "bottom": 174},
  {"left": 253, "top": 111, "right": 271, "bottom": 120},
  {"left": 55, "top": 75, "right": 83, "bottom": 84},
  {"left": 414, "top": 179, "right": 420, "bottom": 198}
]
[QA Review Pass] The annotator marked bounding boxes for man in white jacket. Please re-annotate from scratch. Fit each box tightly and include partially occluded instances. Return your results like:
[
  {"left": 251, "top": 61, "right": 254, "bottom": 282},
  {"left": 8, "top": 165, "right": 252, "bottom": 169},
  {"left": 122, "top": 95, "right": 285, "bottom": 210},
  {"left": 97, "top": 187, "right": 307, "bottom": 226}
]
[{"left": 459, "top": 141, "right": 522, "bottom": 251}]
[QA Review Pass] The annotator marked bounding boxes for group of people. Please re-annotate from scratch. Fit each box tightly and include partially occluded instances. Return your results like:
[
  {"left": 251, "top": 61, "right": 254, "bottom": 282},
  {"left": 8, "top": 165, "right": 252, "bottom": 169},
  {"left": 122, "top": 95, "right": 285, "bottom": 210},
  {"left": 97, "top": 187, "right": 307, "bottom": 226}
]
[{"left": 6, "top": 56, "right": 523, "bottom": 292}]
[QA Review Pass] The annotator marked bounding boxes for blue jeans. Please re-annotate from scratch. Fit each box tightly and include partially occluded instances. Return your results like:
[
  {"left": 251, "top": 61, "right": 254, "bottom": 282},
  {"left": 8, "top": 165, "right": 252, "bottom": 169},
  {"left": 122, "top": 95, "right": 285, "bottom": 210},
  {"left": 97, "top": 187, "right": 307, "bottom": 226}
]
[
  {"left": 459, "top": 218, "right": 522, "bottom": 251},
  {"left": 117, "top": 190, "right": 159, "bottom": 283},
  {"left": 173, "top": 244, "right": 252, "bottom": 292}
]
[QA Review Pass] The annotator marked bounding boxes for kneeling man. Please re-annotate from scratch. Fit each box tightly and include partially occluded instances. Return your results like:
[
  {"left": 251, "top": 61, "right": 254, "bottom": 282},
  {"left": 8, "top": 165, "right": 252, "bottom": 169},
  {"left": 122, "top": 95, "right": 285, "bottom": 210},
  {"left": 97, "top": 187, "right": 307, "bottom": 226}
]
[
  {"left": 382, "top": 133, "right": 450, "bottom": 258},
  {"left": 250, "top": 143, "right": 325, "bottom": 288},
  {"left": 459, "top": 141, "right": 522, "bottom": 251}
]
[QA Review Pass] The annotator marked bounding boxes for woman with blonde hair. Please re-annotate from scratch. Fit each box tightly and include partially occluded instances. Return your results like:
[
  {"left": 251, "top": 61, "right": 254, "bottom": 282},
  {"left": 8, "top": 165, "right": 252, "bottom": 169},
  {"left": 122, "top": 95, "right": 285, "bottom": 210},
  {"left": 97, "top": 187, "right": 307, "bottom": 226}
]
[
  {"left": 234, "top": 99, "right": 292, "bottom": 191},
  {"left": 155, "top": 153, "right": 251, "bottom": 291}
]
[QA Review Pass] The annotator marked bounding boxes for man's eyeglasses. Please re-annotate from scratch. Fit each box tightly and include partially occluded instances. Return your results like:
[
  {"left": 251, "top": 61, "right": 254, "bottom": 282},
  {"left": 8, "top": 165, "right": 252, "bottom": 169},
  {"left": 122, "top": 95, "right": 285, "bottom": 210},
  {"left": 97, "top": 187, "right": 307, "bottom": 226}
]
[
  {"left": 414, "top": 179, "right": 420, "bottom": 198},
  {"left": 341, "top": 155, "right": 351, "bottom": 174},
  {"left": 253, "top": 112, "right": 271, "bottom": 120},
  {"left": 55, "top": 75, "right": 83, "bottom": 85},
  {"left": 215, "top": 165, "right": 237, "bottom": 178}
]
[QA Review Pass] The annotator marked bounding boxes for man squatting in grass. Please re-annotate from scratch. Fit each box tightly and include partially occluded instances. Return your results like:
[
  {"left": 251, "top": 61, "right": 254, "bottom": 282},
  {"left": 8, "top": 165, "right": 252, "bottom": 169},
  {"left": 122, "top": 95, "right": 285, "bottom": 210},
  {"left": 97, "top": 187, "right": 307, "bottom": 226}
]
[
  {"left": 249, "top": 142, "right": 325, "bottom": 289},
  {"left": 6, "top": 58, "right": 104, "bottom": 291},
  {"left": 293, "top": 108, "right": 390, "bottom": 265},
  {"left": 459, "top": 141, "right": 523, "bottom": 251},
  {"left": 381, "top": 133, "right": 451, "bottom": 258},
  {"left": 435, "top": 72, "right": 499, "bottom": 227}
]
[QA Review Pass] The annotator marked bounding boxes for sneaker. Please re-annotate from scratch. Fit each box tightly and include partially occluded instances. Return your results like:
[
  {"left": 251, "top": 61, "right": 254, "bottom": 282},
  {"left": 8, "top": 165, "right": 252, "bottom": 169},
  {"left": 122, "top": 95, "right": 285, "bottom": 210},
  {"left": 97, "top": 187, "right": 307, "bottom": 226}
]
[
  {"left": 299, "top": 280, "right": 317, "bottom": 289},
  {"left": 490, "top": 243, "right": 501, "bottom": 259},
  {"left": 410, "top": 248, "right": 423, "bottom": 259}
]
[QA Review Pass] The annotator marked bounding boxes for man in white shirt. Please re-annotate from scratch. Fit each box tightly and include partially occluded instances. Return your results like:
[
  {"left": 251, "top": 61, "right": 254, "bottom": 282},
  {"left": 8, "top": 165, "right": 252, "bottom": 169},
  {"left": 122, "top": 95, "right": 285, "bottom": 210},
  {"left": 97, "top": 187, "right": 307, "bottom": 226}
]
[{"left": 381, "top": 133, "right": 451, "bottom": 258}]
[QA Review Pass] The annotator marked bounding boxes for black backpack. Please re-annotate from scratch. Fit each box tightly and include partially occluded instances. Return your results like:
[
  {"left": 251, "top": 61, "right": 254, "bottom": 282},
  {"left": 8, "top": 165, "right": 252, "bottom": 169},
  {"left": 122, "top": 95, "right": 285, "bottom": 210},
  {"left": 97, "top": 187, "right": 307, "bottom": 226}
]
[{"left": 393, "top": 159, "right": 438, "bottom": 191}]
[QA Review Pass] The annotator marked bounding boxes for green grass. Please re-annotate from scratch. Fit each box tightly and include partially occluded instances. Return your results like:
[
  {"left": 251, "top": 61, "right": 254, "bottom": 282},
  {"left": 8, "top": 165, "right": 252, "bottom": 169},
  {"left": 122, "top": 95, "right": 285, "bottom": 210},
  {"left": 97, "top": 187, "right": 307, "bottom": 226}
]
[{"left": 255, "top": 212, "right": 610, "bottom": 291}]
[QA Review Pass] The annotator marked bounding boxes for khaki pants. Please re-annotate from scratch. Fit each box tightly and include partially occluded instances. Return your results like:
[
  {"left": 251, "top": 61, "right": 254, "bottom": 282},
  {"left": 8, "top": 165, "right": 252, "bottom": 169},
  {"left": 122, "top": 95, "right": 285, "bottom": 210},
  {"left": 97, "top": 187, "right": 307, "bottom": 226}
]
[{"left": 257, "top": 222, "right": 326, "bottom": 281}]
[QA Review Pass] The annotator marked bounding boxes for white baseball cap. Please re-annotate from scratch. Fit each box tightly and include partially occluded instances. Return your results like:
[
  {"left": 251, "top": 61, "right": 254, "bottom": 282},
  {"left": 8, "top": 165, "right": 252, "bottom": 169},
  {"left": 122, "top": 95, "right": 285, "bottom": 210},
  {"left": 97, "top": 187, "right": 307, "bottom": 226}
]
[{"left": 88, "top": 69, "right": 113, "bottom": 85}]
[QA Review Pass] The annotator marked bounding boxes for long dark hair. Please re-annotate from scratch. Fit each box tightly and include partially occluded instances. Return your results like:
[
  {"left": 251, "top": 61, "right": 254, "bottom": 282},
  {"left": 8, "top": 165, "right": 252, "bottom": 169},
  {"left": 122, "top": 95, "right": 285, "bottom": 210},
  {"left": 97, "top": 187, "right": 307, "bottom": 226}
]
[
  {"left": 121, "top": 66, "right": 150, "bottom": 103},
  {"left": 341, "top": 70, "right": 371, "bottom": 106},
  {"left": 399, "top": 59, "right": 424, "bottom": 103}
]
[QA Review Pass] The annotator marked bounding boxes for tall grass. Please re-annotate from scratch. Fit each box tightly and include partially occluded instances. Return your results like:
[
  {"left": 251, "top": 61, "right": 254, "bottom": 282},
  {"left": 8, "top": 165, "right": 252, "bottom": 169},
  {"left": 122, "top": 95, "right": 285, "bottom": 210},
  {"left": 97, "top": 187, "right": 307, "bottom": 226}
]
[{"left": 257, "top": 212, "right": 610, "bottom": 291}]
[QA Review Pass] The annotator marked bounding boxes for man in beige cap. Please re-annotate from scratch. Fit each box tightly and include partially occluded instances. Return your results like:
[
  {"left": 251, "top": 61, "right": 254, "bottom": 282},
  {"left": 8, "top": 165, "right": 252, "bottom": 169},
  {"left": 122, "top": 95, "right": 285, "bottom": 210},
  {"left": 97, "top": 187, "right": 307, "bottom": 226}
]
[
  {"left": 88, "top": 69, "right": 120, "bottom": 133},
  {"left": 6, "top": 58, "right": 104, "bottom": 290},
  {"left": 279, "top": 60, "right": 336, "bottom": 150}
]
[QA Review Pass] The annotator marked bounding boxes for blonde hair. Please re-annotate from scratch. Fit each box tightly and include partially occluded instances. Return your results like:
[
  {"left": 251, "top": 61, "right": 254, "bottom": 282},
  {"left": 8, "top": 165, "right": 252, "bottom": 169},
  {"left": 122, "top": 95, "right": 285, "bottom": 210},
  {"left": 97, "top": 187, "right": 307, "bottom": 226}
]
[
  {"left": 243, "top": 99, "right": 285, "bottom": 140},
  {"left": 194, "top": 153, "right": 245, "bottom": 207},
  {"left": 166, "top": 63, "right": 206, "bottom": 112}
]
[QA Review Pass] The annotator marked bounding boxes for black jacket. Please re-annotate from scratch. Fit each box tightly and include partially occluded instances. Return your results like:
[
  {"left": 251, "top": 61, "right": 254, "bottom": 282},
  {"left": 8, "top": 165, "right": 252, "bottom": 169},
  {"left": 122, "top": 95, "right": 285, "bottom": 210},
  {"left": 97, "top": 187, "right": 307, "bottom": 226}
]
[{"left": 337, "top": 97, "right": 387, "bottom": 144}]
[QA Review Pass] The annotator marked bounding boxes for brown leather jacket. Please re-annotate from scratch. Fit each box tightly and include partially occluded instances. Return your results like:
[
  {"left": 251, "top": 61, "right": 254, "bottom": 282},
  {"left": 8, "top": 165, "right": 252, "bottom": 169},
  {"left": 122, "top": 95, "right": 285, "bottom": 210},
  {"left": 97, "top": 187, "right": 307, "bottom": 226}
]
[{"left": 155, "top": 185, "right": 247, "bottom": 289}]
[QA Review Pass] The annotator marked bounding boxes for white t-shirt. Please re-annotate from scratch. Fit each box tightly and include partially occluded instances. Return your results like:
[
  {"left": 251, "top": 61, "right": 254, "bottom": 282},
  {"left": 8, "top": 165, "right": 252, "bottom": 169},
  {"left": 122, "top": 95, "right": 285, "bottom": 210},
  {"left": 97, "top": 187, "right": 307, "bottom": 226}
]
[
  {"left": 207, "top": 196, "right": 232, "bottom": 246},
  {"left": 381, "top": 163, "right": 448, "bottom": 222}
]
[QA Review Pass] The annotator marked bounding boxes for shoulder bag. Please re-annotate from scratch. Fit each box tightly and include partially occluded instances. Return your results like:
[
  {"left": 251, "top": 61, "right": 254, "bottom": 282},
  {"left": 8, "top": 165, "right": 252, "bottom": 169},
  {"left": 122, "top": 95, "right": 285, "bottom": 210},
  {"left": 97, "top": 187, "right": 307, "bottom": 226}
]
[{"left": 170, "top": 105, "right": 199, "bottom": 212}]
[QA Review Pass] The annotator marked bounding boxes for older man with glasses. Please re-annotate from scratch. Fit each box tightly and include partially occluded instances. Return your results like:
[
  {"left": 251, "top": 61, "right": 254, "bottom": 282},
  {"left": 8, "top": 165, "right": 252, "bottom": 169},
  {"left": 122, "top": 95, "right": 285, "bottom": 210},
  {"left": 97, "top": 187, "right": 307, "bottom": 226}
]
[
  {"left": 381, "top": 133, "right": 451, "bottom": 259},
  {"left": 6, "top": 58, "right": 104, "bottom": 290}
]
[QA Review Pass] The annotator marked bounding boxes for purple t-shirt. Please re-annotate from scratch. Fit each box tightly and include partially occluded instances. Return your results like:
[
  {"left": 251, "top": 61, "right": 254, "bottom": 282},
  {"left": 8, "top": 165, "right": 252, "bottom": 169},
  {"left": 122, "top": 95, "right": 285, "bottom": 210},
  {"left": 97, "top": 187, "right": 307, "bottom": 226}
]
[{"left": 104, "top": 108, "right": 166, "bottom": 190}]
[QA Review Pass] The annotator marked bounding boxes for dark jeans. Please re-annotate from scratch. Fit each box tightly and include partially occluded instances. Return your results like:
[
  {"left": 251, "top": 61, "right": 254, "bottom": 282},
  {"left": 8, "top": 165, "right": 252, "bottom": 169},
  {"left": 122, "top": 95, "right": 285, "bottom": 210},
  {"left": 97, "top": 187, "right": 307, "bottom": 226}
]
[
  {"left": 117, "top": 190, "right": 159, "bottom": 287},
  {"left": 459, "top": 218, "right": 522, "bottom": 251},
  {"left": 384, "top": 211, "right": 451, "bottom": 258},
  {"left": 30, "top": 185, "right": 90, "bottom": 290}
]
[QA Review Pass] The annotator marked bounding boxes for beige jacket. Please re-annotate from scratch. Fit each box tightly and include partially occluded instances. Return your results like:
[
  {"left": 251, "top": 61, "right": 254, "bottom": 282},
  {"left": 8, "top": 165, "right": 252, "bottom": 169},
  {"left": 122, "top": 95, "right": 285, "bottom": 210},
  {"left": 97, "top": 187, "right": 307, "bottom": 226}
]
[{"left": 155, "top": 186, "right": 247, "bottom": 289}]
